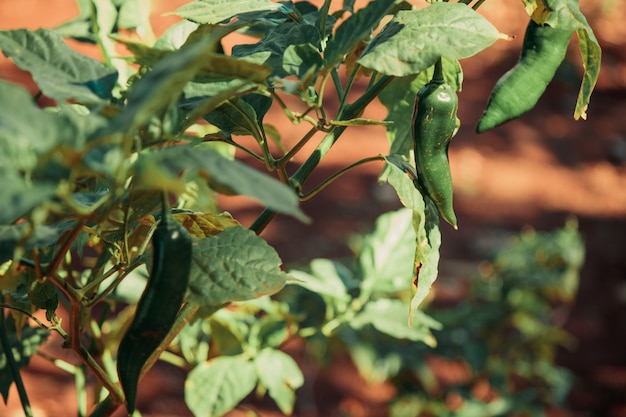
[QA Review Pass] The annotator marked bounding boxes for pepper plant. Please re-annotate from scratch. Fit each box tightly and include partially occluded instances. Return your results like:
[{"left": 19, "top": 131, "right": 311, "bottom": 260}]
[{"left": 0, "top": 0, "right": 600, "bottom": 416}]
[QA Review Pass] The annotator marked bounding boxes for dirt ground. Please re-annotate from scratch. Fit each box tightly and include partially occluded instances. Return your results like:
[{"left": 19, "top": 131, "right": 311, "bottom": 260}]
[{"left": 1, "top": 0, "right": 625, "bottom": 416}]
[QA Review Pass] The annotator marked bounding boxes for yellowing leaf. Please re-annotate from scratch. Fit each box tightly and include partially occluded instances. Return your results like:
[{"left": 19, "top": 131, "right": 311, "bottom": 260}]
[{"left": 174, "top": 212, "right": 240, "bottom": 238}]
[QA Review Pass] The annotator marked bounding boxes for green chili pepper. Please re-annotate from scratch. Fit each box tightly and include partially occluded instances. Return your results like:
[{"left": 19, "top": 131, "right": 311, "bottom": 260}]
[
  {"left": 412, "top": 58, "right": 460, "bottom": 229},
  {"left": 476, "top": 19, "right": 573, "bottom": 133},
  {"left": 117, "top": 197, "right": 192, "bottom": 415}
]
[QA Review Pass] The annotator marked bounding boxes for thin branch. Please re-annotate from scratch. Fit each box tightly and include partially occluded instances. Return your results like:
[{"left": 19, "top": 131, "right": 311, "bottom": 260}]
[{"left": 298, "top": 155, "right": 386, "bottom": 201}]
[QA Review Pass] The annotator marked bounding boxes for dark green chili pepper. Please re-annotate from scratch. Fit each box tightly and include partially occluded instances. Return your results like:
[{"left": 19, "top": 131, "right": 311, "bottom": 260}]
[
  {"left": 476, "top": 19, "right": 573, "bottom": 133},
  {"left": 412, "top": 58, "right": 460, "bottom": 229},
  {"left": 117, "top": 197, "right": 192, "bottom": 415}
]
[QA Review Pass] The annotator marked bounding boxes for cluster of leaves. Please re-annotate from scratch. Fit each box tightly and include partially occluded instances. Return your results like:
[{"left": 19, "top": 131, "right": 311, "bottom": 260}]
[
  {"left": 0, "top": 0, "right": 599, "bottom": 416},
  {"left": 304, "top": 218, "right": 583, "bottom": 417}
]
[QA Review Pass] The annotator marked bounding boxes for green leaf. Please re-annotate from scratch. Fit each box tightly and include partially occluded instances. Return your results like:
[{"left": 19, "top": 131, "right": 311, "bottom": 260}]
[
  {"left": 27, "top": 279, "right": 58, "bottom": 321},
  {"left": 524, "top": 0, "right": 601, "bottom": 120},
  {"left": 188, "top": 226, "right": 288, "bottom": 308},
  {"left": 250, "top": 316, "right": 289, "bottom": 350},
  {"left": 358, "top": 208, "right": 417, "bottom": 296},
  {"left": 185, "top": 356, "right": 258, "bottom": 417},
  {"left": 174, "top": 0, "right": 283, "bottom": 24},
  {"left": 134, "top": 145, "right": 307, "bottom": 221},
  {"left": 0, "top": 82, "right": 83, "bottom": 173},
  {"left": 288, "top": 258, "right": 352, "bottom": 303},
  {"left": 282, "top": 43, "right": 323, "bottom": 79},
  {"left": 0, "top": 315, "right": 50, "bottom": 402},
  {"left": 574, "top": 26, "right": 601, "bottom": 120},
  {"left": 323, "top": 0, "right": 397, "bottom": 70},
  {"left": 117, "top": 0, "right": 151, "bottom": 30},
  {"left": 204, "top": 94, "right": 272, "bottom": 138},
  {"left": 255, "top": 348, "right": 304, "bottom": 415},
  {"left": 378, "top": 74, "right": 426, "bottom": 158},
  {"left": 0, "top": 28, "right": 117, "bottom": 103},
  {"left": 233, "top": 22, "right": 321, "bottom": 78},
  {"left": 350, "top": 299, "right": 441, "bottom": 346},
  {"left": 359, "top": 3, "right": 503, "bottom": 76},
  {"left": 154, "top": 20, "right": 200, "bottom": 50},
  {"left": 209, "top": 311, "right": 248, "bottom": 356},
  {"left": 0, "top": 221, "right": 76, "bottom": 264},
  {"left": 383, "top": 157, "right": 441, "bottom": 323},
  {"left": 0, "top": 177, "right": 57, "bottom": 225},
  {"left": 101, "top": 37, "right": 219, "bottom": 134}
]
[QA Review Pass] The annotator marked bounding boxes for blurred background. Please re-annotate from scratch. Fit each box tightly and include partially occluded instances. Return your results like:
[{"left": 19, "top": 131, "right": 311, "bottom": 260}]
[{"left": 1, "top": 0, "right": 625, "bottom": 416}]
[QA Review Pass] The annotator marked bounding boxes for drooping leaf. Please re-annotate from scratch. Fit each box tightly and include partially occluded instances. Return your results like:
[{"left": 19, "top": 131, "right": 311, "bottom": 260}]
[
  {"left": 323, "top": 0, "right": 397, "bottom": 70},
  {"left": 185, "top": 356, "right": 258, "bottom": 417},
  {"left": 255, "top": 348, "right": 304, "bottom": 415},
  {"left": 0, "top": 28, "right": 117, "bottom": 103},
  {"left": 528, "top": 0, "right": 601, "bottom": 120},
  {"left": 383, "top": 157, "right": 441, "bottom": 324},
  {"left": 0, "top": 315, "right": 50, "bottom": 402},
  {"left": 133, "top": 145, "right": 308, "bottom": 221},
  {"left": 188, "top": 226, "right": 288, "bottom": 308},
  {"left": 359, "top": 3, "right": 503, "bottom": 76},
  {"left": 174, "top": 0, "right": 284, "bottom": 24}
]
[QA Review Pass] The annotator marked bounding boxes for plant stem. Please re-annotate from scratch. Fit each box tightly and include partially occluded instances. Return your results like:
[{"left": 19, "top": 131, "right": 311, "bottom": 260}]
[
  {"left": 0, "top": 309, "right": 34, "bottom": 417},
  {"left": 45, "top": 220, "right": 87, "bottom": 302},
  {"left": 277, "top": 126, "right": 319, "bottom": 168},
  {"left": 290, "top": 75, "right": 392, "bottom": 190},
  {"left": 250, "top": 75, "right": 393, "bottom": 234},
  {"left": 0, "top": 303, "right": 52, "bottom": 331},
  {"left": 249, "top": 209, "right": 278, "bottom": 234},
  {"left": 472, "top": 0, "right": 488, "bottom": 10},
  {"left": 432, "top": 57, "right": 444, "bottom": 84},
  {"left": 299, "top": 155, "right": 385, "bottom": 201},
  {"left": 335, "top": 63, "right": 362, "bottom": 119}
]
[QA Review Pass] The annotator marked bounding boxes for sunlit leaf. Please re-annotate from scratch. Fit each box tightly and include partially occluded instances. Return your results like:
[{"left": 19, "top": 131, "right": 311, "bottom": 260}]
[
  {"left": 133, "top": 145, "right": 307, "bottom": 221},
  {"left": 185, "top": 356, "right": 258, "bottom": 417},
  {"left": 174, "top": 0, "right": 283, "bottom": 24},
  {"left": 173, "top": 212, "right": 240, "bottom": 238},
  {"left": 323, "top": 0, "right": 397, "bottom": 70},
  {"left": 383, "top": 157, "right": 441, "bottom": 324},
  {"left": 188, "top": 226, "right": 288, "bottom": 308},
  {"left": 289, "top": 258, "right": 352, "bottom": 303},
  {"left": 255, "top": 348, "right": 304, "bottom": 415},
  {"left": 0, "top": 28, "right": 117, "bottom": 103},
  {"left": 358, "top": 208, "right": 417, "bottom": 295},
  {"left": 359, "top": 3, "right": 503, "bottom": 76},
  {"left": 350, "top": 299, "right": 441, "bottom": 345}
]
